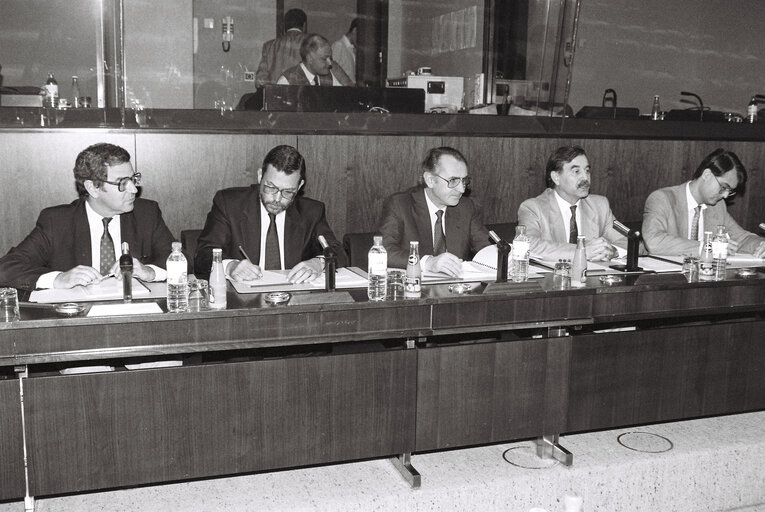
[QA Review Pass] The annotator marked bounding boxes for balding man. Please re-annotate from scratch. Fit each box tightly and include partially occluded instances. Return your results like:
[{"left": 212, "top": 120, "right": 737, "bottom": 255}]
[{"left": 277, "top": 33, "right": 353, "bottom": 87}]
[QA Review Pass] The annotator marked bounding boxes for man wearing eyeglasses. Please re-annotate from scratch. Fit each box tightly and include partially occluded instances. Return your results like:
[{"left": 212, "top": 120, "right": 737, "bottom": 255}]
[
  {"left": 0, "top": 142, "right": 175, "bottom": 292},
  {"left": 518, "top": 145, "right": 627, "bottom": 262},
  {"left": 378, "top": 146, "right": 490, "bottom": 276},
  {"left": 643, "top": 148, "right": 765, "bottom": 257},
  {"left": 195, "top": 145, "right": 346, "bottom": 284}
]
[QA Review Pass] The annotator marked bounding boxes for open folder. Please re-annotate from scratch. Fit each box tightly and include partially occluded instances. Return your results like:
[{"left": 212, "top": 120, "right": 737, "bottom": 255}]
[
  {"left": 30, "top": 277, "right": 150, "bottom": 303},
  {"left": 229, "top": 267, "right": 369, "bottom": 294}
]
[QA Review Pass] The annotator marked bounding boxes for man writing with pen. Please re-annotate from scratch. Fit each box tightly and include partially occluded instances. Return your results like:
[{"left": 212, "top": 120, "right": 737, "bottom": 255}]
[
  {"left": 195, "top": 145, "right": 346, "bottom": 284},
  {"left": 0, "top": 143, "right": 175, "bottom": 295}
]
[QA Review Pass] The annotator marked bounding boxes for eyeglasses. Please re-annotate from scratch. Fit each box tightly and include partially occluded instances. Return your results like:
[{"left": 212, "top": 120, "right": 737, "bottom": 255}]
[
  {"left": 432, "top": 174, "right": 471, "bottom": 189},
  {"left": 713, "top": 174, "right": 736, "bottom": 197},
  {"left": 262, "top": 183, "right": 298, "bottom": 200},
  {"left": 102, "top": 172, "right": 141, "bottom": 192}
]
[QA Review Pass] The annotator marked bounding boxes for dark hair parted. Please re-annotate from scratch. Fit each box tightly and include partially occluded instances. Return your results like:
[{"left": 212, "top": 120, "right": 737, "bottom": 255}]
[
  {"left": 262, "top": 145, "right": 306, "bottom": 181},
  {"left": 300, "top": 33, "right": 330, "bottom": 61},
  {"left": 545, "top": 145, "right": 587, "bottom": 189},
  {"left": 73, "top": 143, "right": 131, "bottom": 197},
  {"left": 284, "top": 9, "right": 307, "bottom": 30},
  {"left": 422, "top": 146, "right": 468, "bottom": 174},
  {"left": 692, "top": 148, "right": 747, "bottom": 185}
]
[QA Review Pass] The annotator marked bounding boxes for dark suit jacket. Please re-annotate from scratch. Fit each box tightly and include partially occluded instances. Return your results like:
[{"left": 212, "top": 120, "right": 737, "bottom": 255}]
[
  {"left": 643, "top": 183, "right": 763, "bottom": 255},
  {"left": 255, "top": 29, "right": 304, "bottom": 87},
  {"left": 194, "top": 185, "right": 346, "bottom": 277},
  {"left": 377, "top": 186, "right": 490, "bottom": 269},
  {"left": 0, "top": 198, "right": 175, "bottom": 291}
]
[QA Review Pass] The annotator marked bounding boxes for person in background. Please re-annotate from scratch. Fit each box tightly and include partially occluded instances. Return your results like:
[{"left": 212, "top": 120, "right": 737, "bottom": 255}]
[
  {"left": 377, "top": 146, "right": 490, "bottom": 277},
  {"left": 195, "top": 144, "right": 346, "bottom": 284},
  {"left": 255, "top": 8, "right": 307, "bottom": 87},
  {"left": 331, "top": 18, "right": 358, "bottom": 84},
  {"left": 642, "top": 147, "right": 765, "bottom": 257},
  {"left": 517, "top": 145, "right": 626, "bottom": 261},
  {"left": 277, "top": 34, "right": 354, "bottom": 87},
  {"left": 0, "top": 142, "right": 174, "bottom": 293}
]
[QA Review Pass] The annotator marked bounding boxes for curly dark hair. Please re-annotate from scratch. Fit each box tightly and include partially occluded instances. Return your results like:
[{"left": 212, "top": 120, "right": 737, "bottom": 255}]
[{"left": 73, "top": 143, "right": 131, "bottom": 197}]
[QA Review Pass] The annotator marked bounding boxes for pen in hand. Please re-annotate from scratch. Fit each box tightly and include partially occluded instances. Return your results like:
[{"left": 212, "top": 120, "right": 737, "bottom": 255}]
[
  {"left": 236, "top": 245, "right": 263, "bottom": 281},
  {"left": 238, "top": 245, "right": 251, "bottom": 263}
]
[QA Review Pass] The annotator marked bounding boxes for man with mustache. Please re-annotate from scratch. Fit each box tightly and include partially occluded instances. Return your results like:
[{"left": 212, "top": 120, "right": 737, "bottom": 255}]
[
  {"left": 517, "top": 145, "right": 626, "bottom": 261},
  {"left": 194, "top": 145, "right": 346, "bottom": 284},
  {"left": 377, "top": 146, "right": 490, "bottom": 277},
  {"left": 0, "top": 142, "right": 174, "bottom": 294},
  {"left": 642, "top": 148, "right": 765, "bottom": 257}
]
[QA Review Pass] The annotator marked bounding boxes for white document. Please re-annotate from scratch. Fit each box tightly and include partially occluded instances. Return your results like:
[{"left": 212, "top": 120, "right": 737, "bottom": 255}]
[
  {"left": 87, "top": 302, "right": 164, "bottom": 317},
  {"left": 30, "top": 277, "right": 150, "bottom": 303},
  {"left": 422, "top": 245, "right": 544, "bottom": 282},
  {"left": 727, "top": 253, "right": 764, "bottom": 267}
]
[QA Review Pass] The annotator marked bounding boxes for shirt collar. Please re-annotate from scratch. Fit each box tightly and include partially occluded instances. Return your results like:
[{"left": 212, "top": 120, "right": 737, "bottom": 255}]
[
  {"left": 300, "top": 63, "right": 317, "bottom": 83},
  {"left": 553, "top": 189, "right": 580, "bottom": 210},
  {"left": 85, "top": 199, "right": 120, "bottom": 223},
  {"left": 423, "top": 188, "right": 445, "bottom": 219},
  {"left": 685, "top": 181, "right": 707, "bottom": 211}
]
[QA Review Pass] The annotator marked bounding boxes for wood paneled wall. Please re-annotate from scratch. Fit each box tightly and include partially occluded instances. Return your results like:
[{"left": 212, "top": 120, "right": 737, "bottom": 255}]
[{"left": 0, "top": 131, "right": 763, "bottom": 256}]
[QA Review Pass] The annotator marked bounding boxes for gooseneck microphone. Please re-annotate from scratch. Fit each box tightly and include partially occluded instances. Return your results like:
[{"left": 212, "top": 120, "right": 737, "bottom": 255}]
[
  {"left": 489, "top": 230, "right": 510, "bottom": 283},
  {"left": 609, "top": 220, "right": 642, "bottom": 272},
  {"left": 317, "top": 235, "right": 336, "bottom": 291}
]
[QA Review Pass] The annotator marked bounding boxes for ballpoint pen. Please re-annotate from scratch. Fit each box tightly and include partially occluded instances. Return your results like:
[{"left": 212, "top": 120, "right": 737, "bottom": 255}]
[{"left": 238, "top": 245, "right": 252, "bottom": 263}]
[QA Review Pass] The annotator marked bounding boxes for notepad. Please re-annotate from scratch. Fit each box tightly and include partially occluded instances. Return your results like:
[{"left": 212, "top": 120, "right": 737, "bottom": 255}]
[{"left": 30, "top": 277, "right": 150, "bottom": 303}]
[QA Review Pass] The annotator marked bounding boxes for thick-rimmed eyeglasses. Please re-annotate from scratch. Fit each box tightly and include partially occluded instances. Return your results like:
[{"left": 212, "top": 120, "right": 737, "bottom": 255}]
[
  {"left": 713, "top": 174, "right": 736, "bottom": 197},
  {"left": 262, "top": 183, "right": 298, "bottom": 200},
  {"left": 102, "top": 173, "right": 141, "bottom": 192},
  {"left": 433, "top": 174, "right": 471, "bottom": 189}
]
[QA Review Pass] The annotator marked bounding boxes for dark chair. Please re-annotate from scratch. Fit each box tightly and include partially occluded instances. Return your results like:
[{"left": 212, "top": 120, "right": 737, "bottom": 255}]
[
  {"left": 342, "top": 232, "right": 376, "bottom": 269},
  {"left": 485, "top": 221, "right": 518, "bottom": 242},
  {"left": 181, "top": 229, "right": 202, "bottom": 275}
]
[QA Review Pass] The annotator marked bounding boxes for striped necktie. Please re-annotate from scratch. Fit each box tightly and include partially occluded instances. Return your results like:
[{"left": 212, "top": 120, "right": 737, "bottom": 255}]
[{"left": 689, "top": 205, "right": 701, "bottom": 241}]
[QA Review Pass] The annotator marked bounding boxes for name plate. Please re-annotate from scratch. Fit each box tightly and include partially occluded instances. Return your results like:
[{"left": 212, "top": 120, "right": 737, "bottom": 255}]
[
  {"left": 289, "top": 291, "right": 355, "bottom": 305},
  {"left": 482, "top": 281, "right": 542, "bottom": 295}
]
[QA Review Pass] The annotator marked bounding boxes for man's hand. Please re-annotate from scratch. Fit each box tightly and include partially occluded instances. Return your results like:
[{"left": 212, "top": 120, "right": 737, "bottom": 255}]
[
  {"left": 111, "top": 258, "right": 156, "bottom": 282},
  {"left": 753, "top": 240, "right": 765, "bottom": 259},
  {"left": 423, "top": 252, "right": 463, "bottom": 277},
  {"left": 585, "top": 237, "right": 617, "bottom": 261},
  {"left": 228, "top": 259, "right": 263, "bottom": 282},
  {"left": 287, "top": 257, "right": 323, "bottom": 283},
  {"left": 53, "top": 265, "right": 102, "bottom": 288}
]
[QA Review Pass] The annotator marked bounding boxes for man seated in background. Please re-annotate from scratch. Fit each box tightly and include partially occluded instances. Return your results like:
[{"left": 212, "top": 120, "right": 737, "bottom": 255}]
[
  {"left": 277, "top": 34, "right": 354, "bottom": 87},
  {"left": 642, "top": 147, "right": 765, "bottom": 257},
  {"left": 377, "top": 146, "right": 490, "bottom": 277},
  {"left": 517, "top": 145, "right": 626, "bottom": 261},
  {"left": 0, "top": 142, "right": 174, "bottom": 292},
  {"left": 195, "top": 144, "right": 346, "bottom": 284},
  {"left": 255, "top": 8, "right": 307, "bottom": 87}
]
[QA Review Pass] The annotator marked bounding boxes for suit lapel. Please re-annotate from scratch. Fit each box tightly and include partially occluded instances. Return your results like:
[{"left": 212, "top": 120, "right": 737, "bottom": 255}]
[
  {"left": 579, "top": 198, "right": 600, "bottom": 240},
  {"left": 444, "top": 205, "right": 467, "bottom": 255},
  {"left": 120, "top": 211, "right": 138, "bottom": 257},
  {"left": 413, "top": 189, "right": 434, "bottom": 255},
  {"left": 242, "top": 187, "right": 262, "bottom": 263},
  {"left": 74, "top": 200, "right": 92, "bottom": 266},
  {"left": 284, "top": 202, "right": 304, "bottom": 268},
  {"left": 673, "top": 185, "right": 690, "bottom": 238},
  {"left": 545, "top": 189, "right": 568, "bottom": 243}
]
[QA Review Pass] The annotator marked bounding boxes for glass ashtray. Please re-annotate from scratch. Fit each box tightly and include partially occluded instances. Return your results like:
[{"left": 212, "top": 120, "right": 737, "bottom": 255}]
[
  {"left": 264, "top": 291, "right": 291, "bottom": 305},
  {"left": 599, "top": 274, "right": 623, "bottom": 285},
  {"left": 736, "top": 267, "right": 757, "bottom": 278},
  {"left": 448, "top": 283, "right": 473, "bottom": 294},
  {"left": 55, "top": 302, "right": 86, "bottom": 317}
]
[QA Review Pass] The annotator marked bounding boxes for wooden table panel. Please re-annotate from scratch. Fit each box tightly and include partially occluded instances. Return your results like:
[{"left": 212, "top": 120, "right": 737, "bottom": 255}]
[
  {"left": 25, "top": 349, "right": 417, "bottom": 495},
  {"left": 0, "top": 379, "right": 25, "bottom": 500},
  {"left": 567, "top": 320, "right": 765, "bottom": 432},
  {"left": 415, "top": 336, "right": 570, "bottom": 451}
]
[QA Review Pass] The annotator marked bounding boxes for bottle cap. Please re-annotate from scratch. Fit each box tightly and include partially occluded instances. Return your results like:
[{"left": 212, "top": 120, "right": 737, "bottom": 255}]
[{"left": 172, "top": 241, "right": 182, "bottom": 251}]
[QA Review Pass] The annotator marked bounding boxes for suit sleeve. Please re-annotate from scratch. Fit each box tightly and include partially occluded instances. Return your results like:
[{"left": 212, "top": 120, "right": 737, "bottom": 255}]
[
  {"left": 255, "top": 42, "right": 273, "bottom": 87},
  {"left": 599, "top": 198, "right": 628, "bottom": 249},
  {"left": 720, "top": 208, "right": 764, "bottom": 254},
  {"left": 642, "top": 190, "right": 699, "bottom": 255},
  {"left": 195, "top": 191, "right": 234, "bottom": 276},
  {"left": 378, "top": 195, "right": 410, "bottom": 269},
  {"left": 467, "top": 202, "right": 491, "bottom": 257},
  {"left": 0, "top": 211, "right": 57, "bottom": 291},
  {"left": 517, "top": 199, "right": 575, "bottom": 260}
]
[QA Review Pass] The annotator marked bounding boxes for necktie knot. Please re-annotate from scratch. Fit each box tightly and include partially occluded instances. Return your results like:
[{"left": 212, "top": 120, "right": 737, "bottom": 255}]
[{"left": 312, "top": 75, "right": 319, "bottom": 86}]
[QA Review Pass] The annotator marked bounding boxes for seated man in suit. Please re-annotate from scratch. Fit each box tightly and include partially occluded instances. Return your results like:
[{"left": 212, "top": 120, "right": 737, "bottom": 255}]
[
  {"left": 378, "top": 146, "right": 490, "bottom": 277},
  {"left": 276, "top": 33, "right": 353, "bottom": 87},
  {"left": 517, "top": 145, "right": 626, "bottom": 261},
  {"left": 0, "top": 142, "right": 174, "bottom": 292},
  {"left": 195, "top": 144, "right": 346, "bottom": 283},
  {"left": 643, "top": 148, "right": 765, "bottom": 257}
]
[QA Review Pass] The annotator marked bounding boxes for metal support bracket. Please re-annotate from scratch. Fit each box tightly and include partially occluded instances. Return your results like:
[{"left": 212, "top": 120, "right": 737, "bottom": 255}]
[
  {"left": 536, "top": 434, "right": 573, "bottom": 466},
  {"left": 15, "top": 366, "right": 35, "bottom": 511},
  {"left": 389, "top": 453, "right": 421, "bottom": 489}
]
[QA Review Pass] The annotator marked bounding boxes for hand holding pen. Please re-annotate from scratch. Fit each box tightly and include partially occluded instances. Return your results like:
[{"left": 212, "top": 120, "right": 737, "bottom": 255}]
[{"left": 228, "top": 245, "right": 263, "bottom": 282}]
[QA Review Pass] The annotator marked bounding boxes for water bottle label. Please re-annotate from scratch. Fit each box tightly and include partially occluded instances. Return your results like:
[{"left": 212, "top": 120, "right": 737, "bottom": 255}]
[
  {"left": 512, "top": 241, "right": 530, "bottom": 258},
  {"left": 404, "top": 276, "right": 420, "bottom": 293},
  {"left": 711, "top": 241, "right": 728, "bottom": 259},
  {"left": 166, "top": 261, "right": 187, "bottom": 284},
  {"left": 407, "top": 254, "right": 419, "bottom": 266},
  {"left": 368, "top": 253, "right": 387, "bottom": 273}
]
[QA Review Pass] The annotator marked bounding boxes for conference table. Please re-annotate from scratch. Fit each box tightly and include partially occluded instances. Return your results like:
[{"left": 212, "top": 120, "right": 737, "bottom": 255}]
[{"left": 1, "top": 268, "right": 763, "bottom": 504}]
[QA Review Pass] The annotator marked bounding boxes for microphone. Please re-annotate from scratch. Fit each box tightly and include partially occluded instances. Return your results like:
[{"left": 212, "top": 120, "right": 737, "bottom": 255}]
[
  {"left": 610, "top": 220, "right": 642, "bottom": 273},
  {"left": 317, "top": 235, "right": 336, "bottom": 291},
  {"left": 119, "top": 242, "right": 133, "bottom": 302},
  {"left": 489, "top": 230, "right": 510, "bottom": 283},
  {"left": 759, "top": 223, "right": 765, "bottom": 231},
  {"left": 612, "top": 220, "right": 640, "bottom": 238}
]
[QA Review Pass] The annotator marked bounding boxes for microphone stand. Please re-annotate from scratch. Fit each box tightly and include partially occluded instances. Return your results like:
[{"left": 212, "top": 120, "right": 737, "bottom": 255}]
[
  {"left": 609, "top": 221, "right": 642, "bottom": 272},
  {"left": 318, "top": 235, "right": 336, "bottom": 292},
  {"left": 119, "top": 242, "right": 133, "bottom": 302},
  {"left": 489, "top": 230, "right": 510, "bottom": 283}
]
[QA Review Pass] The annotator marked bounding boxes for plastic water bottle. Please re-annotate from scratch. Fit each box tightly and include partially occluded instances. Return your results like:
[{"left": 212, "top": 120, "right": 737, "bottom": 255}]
[
  {"left": 209, "top": 248, "right": 227, "bottom": 309},
  {"left": 367, "top": 235, "right": 387, "bottom": 301},
  {"left": 571, "top": 235, "right": 587, "bottom": 286},
  {"left": 404, "top": 241, "right": 422, "bottom": 298},
  {"left": 43, "top": 72, "right": 58, "bottom": 108},
  {"left": 699, "top": 231, "right": 714, "bottom": 280},
  {"left": 510, "top": 224, "right": 530, "bottom": 282},
  {"left": 651, "top": 94, "right": 661, "bottom": 120},
  {"left": 711, "top": 225, "right": 729, "bottom": 280},
  {"left": 166, "top": 241, "right": 188, "bottom": 312},
  {"left": 71, "top": 76, "right": 81, "bottom": 108}
]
